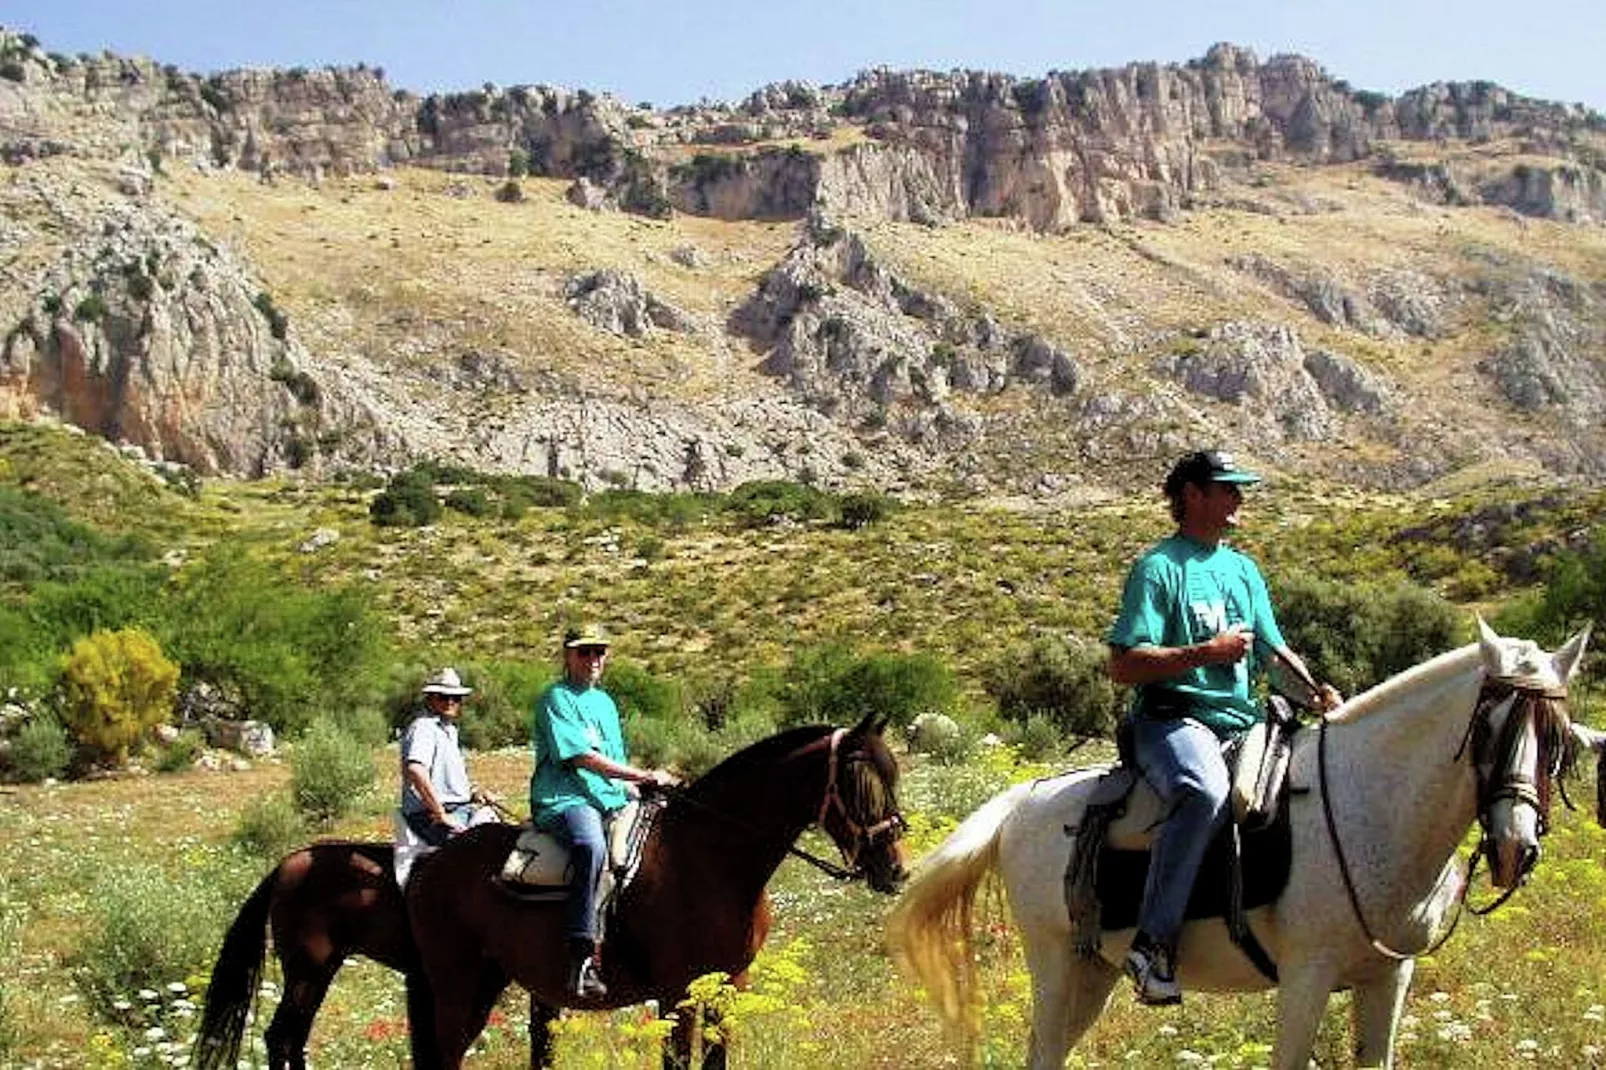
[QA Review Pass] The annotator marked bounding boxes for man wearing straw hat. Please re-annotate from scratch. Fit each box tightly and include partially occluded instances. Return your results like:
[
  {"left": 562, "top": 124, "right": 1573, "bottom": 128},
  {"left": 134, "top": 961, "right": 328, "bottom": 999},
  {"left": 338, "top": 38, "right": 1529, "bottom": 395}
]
[{"left": 401, "top": 667, "right": 495, "bottom": 847}]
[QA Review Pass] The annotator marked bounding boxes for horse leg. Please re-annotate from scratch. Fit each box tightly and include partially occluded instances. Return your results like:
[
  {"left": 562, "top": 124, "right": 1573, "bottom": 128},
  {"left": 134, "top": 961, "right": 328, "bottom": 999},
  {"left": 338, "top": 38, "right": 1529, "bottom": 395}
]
[
  {"left": 1351, "top": 960, "right": 1415, "bottom": 1069},
  {"left": 263, "top": 959, "right": 338, "bottom": 1070},
  {"left": 1022, "top": 938, "right": 1117, "bottom": 1070},
  {"left": 665, "top": 1006, "right": 696, "bottom": 1070},
  {"left": 528, "top": 995, "right": 560, "bottom": 1070},
  {"left": 1271, "top": 963, "right": 1338, "bottom": 1070}
]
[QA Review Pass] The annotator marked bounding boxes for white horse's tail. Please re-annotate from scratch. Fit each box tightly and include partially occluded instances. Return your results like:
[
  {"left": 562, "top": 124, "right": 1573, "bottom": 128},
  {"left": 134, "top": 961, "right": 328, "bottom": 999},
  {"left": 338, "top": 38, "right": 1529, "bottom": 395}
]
[{"left": 886, "top": 779, "right": 1035, "bottom": 1044}]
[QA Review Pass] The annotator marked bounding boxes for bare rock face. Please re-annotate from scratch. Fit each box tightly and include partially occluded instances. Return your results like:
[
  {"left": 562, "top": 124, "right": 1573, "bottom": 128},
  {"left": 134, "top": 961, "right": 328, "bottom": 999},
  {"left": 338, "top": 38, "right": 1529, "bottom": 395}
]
[
  {"left": 1155, "top": 321, "right": 1395, "bottom": 439},
  {"left": 732, "top": 214, "right": 1080, "bottom": 438},
  {"left": 1475, "top": 270, "right": 1606, "bottom": 416},
  {"left": 0, "top": 199, "right": 391, "bottom": 474},
  {"left": 564, "top": 270, "right": 697, "bottom": 336}
]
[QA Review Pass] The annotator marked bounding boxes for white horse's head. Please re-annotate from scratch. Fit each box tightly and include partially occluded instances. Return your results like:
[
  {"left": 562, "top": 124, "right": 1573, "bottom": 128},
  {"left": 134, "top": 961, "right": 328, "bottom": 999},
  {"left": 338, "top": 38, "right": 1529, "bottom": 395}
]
[{"left": 1476, "top": 617, "right": 1591, "bottom": 888}]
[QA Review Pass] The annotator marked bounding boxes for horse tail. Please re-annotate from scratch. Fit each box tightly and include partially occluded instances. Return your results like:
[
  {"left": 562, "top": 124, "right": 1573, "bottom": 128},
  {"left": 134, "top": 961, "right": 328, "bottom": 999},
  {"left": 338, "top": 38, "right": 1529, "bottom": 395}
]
[
  {"left": 192, "top": 863, "right": 277, "bottom": 1070},
  {"left": 885, "top": 779, "right": 1034, "bottom": 1046}
]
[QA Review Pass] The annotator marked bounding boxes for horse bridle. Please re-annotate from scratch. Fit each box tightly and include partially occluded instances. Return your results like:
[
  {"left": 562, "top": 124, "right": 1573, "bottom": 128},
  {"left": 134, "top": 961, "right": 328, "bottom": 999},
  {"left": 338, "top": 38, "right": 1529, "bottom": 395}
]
[
  {"left": 1318, "top": 674, "right": 1574, "bottom": 961},
  {"left": 814, "top": 727, "right": 907, "bottom": 877},
  {"left": 658, "top": 727, "right": 906, "bottom": 882}
]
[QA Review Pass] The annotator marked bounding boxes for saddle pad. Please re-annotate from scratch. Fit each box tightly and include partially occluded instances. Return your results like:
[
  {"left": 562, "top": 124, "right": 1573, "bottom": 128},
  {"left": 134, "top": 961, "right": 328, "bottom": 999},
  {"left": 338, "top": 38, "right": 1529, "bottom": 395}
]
[
  {"left": 1094, "top": 802, "right": 1294, "bottom": 931},
  {"left": 499, "top": 800, "right": 647, "bottom": 888}
]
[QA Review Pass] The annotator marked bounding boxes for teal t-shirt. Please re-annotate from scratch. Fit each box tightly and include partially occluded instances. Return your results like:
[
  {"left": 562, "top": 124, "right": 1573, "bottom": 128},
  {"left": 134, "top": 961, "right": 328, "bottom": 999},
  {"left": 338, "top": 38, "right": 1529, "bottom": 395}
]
[
  {"left": 529, "top": 680, "right": 631, "bottom": 824},
  {"left": 1106, "top": 534, "right": 1286, "bottom": 735}
]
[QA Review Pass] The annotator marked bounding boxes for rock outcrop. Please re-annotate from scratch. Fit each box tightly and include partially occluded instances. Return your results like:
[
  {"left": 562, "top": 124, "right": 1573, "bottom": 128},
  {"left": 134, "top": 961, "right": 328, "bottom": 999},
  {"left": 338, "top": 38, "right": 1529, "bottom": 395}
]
[{"left": 0, "top": 195, "right": 391, "bottom": 474}]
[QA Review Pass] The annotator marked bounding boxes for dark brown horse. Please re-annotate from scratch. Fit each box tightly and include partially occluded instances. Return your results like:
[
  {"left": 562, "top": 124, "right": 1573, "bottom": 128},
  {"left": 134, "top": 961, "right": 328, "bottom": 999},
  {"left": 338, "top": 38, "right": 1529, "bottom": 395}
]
[
  {"left": 405, "top": 716, "right": 908, "bottom": 1069},
  {"left": 191, "top": 841, "right": 413, "bottom": 1070}
]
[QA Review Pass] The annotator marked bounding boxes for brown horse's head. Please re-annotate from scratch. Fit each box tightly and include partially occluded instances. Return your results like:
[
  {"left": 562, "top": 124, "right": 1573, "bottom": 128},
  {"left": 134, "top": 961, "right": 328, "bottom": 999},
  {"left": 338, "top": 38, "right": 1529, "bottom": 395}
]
[{"left": 818, "top": 713, "right": 908, "bottom": 893}]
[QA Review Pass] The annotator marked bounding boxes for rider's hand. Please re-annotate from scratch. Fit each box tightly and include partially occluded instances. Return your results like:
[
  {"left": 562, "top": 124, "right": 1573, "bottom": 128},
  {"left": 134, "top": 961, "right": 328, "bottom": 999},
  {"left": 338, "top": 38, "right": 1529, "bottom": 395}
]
[
  {"left": 1204, "top": 624, "right": 1254, "bottom": 664},
  {"left": 643, "top": 769, "right": 679, "bottom": 791},
  {"left": 470, "top": 787, "right": 500, "bottom": 807},
  {"left": 1315, "top": 683, "right": 1344, "bottom": 712}
]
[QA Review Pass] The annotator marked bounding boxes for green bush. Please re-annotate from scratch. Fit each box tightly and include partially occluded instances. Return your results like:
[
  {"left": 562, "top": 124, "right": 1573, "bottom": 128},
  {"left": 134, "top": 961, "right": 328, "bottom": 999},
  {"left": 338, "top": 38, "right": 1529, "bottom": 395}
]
[
  {"left": 1008, "top": 711, "right": 1065, "bottom": 761},
  {"left": 604, "top": 661, "right": 683, "bottom": 724},
  {"left": 370, "top": 470, "right": 441, "bottom": 527},
  {"left": 985, "top": 634, "right": 1122, "bottom": 740},
  {"left": 159, "top": 548, "right": 394, "bottom": 738},
  {"left": 5, "top": 715, "right": 71, "bottom": 782},
  {"left": 413, "top": 659, "right": 553, "bottom": 750},
  {"left": 154, "top": 728, "right": 206, "bottom": 773},
  {"left": 1495, "top": 529, "right": 1606, "bottom": 682},
  {"left": 290, "top": 718, "right": 375, "bottom": 825},
  {"left": 725, "top": 480, "right": 837, "bottom": 527},
  {"left": 233, "top": 793, "right": 307, "bottom": 860},
  {"left": 444, "top": 487, "right": 493, "bottom": 517},
  {"left": 838, "top": 491, "right": 894, "bottom": 530},
  {"left": 73, "top": 862, "right": 236, "bottom": 1012},
  {"left": 58, "top": 628, "right": 179, "bottom": 764},
  {"left": 1272, "top": 573, "right": 1461, "bottom": 696},
  {"left": 749, "top": 642, "right": 960, "bottom": 729}
]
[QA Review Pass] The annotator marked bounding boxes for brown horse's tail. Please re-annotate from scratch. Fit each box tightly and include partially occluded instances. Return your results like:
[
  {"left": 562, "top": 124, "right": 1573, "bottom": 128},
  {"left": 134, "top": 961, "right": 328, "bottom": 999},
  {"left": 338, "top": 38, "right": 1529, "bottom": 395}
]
[
  {"left": 884, "top": 779, "right": 1031, "bottom": 1056},
  {"left": 192, "top": 864, "right": 277, "bottom": 1070}
]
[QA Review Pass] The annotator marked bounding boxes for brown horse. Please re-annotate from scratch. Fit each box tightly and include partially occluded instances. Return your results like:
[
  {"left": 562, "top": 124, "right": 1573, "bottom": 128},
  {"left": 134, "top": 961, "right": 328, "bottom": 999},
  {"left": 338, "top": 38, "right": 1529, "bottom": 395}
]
[
  {"left": 405, "top": 716, "right": 908, "bottom": 1069},
  {"left": 190, "top": 840, "right": 412, "bottom": 1070}
]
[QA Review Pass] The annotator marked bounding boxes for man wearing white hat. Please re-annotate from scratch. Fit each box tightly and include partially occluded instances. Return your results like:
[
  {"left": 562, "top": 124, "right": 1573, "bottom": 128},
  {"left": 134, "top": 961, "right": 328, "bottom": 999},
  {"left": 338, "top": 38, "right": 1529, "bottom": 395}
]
[{"left": 401, "top": 667, "right": 492, "bottom": 846}]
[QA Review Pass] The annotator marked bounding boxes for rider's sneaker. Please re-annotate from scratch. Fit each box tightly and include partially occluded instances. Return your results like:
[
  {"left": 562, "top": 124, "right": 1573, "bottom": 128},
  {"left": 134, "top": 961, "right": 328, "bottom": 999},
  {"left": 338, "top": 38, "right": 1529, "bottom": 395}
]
[
  {"left": 568, "top": 941, "right": 608, "bottom": 1000},
  {"left": 1125, "top": 935, "right": 1181, "bottom": 1006}
]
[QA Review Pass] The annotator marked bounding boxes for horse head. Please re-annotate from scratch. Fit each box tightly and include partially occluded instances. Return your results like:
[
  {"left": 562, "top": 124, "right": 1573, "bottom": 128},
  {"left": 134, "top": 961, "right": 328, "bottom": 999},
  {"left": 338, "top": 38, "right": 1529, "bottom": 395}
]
[
  {"left": 816, "top": 713, "right": 908, "bottom": 894},
  {"left": 1474, "top": 617, "right": 1591, "bottom": 889}
]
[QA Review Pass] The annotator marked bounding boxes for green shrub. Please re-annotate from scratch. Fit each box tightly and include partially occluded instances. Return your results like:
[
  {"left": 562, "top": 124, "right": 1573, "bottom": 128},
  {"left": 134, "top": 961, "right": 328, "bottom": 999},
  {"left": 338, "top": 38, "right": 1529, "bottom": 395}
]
[
  {"left": 604, "top": 661, "right": 683, "bottom": 724},
  {"left": 444, "top": 487, "right": 493, "bottom": 517},
  {"left": 838, "top": 491, "right": 893, "bottom": 530},
  {"left": 154, "top": 728, "right": 206, "bottom": 773},
  {"left": 370, "top": 470, "right": 441, "bottom": 527},
  {"left": 233, "top": 793, "right": 307, "bottom": 860},
  {"left": 73, "top": 294, "right": 107, "bottom": 322},
  {"left": 1272, "top": 573, "right": 1461, "bottom": 696},
  {"left": 751, "top": 642, "right": 960, "bottom": 729},
  {"left": 73, "top": 862, "right": 236, "bottom": 1012},
  {"left": 58, "top": 628, "right": 179, "bottom": 764},
  {"left": 290, "top": 718, "right": 376, "bottom": 825},
  {"left": 5, "top": 715, "right": 71, "bottom": 782},
  {"left": 160, "top": 548, "right": 394, "bottom": 738},
  {"left": 725, "top": 480, "right": 836, "bottom": 527},
  {"left": 1008, "top": 711, "right": 1065, "bottom": 761},
  {"left": 444, "top": 660, "right": 554, "bottom": 750},
  {"left": 985, "top": 634, "right": 1122, "bottom": 740},
  {"left": 253, "top": 291, "right": 289, "bottom": 339}
]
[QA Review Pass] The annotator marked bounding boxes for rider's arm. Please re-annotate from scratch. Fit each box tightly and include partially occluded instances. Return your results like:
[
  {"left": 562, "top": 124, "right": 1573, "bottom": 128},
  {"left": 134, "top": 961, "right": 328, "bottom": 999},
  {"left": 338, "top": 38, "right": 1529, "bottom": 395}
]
[
  {"left": 405, "top": 761, "right": 450, "bottom": 825},
  {"left": 1109, "top": 628, "right": 1254, "bottom": 686},
  {"left": 570, "top": 751, "right": 675, "bottom": 788}
]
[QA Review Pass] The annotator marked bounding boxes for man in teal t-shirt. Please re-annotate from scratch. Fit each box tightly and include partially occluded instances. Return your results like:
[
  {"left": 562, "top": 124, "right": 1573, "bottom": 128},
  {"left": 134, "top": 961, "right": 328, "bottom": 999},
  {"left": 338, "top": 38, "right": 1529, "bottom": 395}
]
[
  {"left": 1107, "top": 450, "right": 1338, "bottom": 1006},
  {"left": 530, "top": 624, "right": 677, "bottom": 1001}
]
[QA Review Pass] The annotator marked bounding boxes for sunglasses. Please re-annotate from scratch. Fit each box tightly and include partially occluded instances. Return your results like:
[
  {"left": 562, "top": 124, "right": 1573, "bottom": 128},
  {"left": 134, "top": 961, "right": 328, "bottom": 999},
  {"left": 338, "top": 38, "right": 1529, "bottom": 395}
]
[{"left": 573, "top": 646, "right": 608, "bottom": 658}]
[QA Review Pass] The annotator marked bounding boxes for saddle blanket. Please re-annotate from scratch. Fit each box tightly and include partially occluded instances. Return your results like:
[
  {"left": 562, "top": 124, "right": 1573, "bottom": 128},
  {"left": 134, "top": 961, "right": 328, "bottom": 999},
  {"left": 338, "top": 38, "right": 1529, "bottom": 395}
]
[{"left": 499, "top": 800, "right": 650, "bottom": 888}]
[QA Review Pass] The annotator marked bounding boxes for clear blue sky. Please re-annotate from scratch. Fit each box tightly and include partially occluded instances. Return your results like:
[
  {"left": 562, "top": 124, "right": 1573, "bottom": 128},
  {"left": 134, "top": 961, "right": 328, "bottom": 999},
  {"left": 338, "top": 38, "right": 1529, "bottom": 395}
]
[{"left": 6, "top": 0, "right": 1603, "bottom": 111}]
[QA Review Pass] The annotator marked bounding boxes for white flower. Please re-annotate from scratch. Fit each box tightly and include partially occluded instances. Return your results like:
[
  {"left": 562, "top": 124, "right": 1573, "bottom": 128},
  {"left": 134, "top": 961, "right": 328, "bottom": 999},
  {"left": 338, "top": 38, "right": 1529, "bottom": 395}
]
[
  {"left": 167, "top": 981, "right": 188, "bottom": 994},
  {"left": 139, "top": 988, "right": 161, "bottom": 1001},
  {"left": 145, "top": 1025, "right": 166, "bottom": 1040}
]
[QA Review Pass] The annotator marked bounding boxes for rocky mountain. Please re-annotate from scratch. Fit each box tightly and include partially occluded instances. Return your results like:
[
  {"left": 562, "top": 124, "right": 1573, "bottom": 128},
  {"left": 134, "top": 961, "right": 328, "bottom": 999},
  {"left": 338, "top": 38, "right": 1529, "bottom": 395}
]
[{"left": 1, "top": 27, "right": 1604, "bottom": 494}]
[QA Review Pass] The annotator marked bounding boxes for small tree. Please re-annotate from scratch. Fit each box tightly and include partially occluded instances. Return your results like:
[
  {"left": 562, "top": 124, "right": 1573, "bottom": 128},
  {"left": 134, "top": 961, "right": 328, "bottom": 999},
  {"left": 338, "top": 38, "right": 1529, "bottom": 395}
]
[
  {"left": 58, "top": 628, "right": 179, "bottom": 764},
  {"left": 290, "top": 718, "right": 376, "bottom": 825}
]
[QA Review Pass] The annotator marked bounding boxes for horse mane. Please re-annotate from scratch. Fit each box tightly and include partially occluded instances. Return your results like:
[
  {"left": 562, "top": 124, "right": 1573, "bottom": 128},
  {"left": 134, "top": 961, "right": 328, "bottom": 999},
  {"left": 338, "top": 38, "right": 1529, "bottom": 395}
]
[
  {"left": 1324, "top": 643, "right": 1483, "bottom": 724},
  {"left": 682, "top": 723, "right": 835, "bottom": 799}
]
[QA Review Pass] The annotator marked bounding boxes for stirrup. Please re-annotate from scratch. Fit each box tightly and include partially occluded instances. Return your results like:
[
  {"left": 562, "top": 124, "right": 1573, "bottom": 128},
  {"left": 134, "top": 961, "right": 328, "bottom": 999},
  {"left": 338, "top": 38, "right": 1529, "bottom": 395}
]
[
  {"left": 570, "top": 954, "right": 607, "bottom": 1000},
  {"left": 1124, "top": 939, "right": 1181, "bottom": 1006}
]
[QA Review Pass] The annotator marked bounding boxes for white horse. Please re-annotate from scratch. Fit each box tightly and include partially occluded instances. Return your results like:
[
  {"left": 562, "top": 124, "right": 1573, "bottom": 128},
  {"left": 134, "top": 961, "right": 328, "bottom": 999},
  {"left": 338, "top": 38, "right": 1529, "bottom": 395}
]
[{"left": 888, "top": 619, "right": 1595, "bottom": 1070}]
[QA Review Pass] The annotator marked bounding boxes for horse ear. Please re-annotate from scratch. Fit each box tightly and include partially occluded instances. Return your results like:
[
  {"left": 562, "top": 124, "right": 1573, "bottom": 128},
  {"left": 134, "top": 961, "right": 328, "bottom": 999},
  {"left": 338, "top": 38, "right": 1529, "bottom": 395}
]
[
  {"left": 850, "top": 712, "right": 889, "bottom": 737},
  {"left": 1476, "top": 615, "right": 1506, "bottom": 673},
  {"left": 1553, "top": 622, "right": 1592, "bottom": 683}
]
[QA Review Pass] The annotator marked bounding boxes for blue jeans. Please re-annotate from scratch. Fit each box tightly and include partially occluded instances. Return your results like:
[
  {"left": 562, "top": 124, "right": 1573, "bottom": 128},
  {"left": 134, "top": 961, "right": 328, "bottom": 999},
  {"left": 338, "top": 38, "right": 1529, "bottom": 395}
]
[
  {"left": 546, "top": 805, "right": 608, "bottom": 941},
  {"left": 1129, "top": 716, "right": 1232, "bottom": 950}
]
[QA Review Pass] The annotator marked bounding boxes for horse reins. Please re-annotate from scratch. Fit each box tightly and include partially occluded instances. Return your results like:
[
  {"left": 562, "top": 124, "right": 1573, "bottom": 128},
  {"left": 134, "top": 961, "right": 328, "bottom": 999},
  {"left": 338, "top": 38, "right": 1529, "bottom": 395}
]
[{"left": 1317, "top": 675, "right": 1572, "bottom": 961}]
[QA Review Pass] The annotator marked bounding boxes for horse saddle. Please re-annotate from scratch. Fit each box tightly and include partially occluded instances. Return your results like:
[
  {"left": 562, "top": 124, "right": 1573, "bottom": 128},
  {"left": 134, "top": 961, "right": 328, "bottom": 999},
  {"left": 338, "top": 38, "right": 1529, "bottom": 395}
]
[
  {"left": 498, "top": 799, "right": 657, "bottom": 903},
  {"left": 1063, "top": 704, "right": 1302, "bottom": 980}
]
